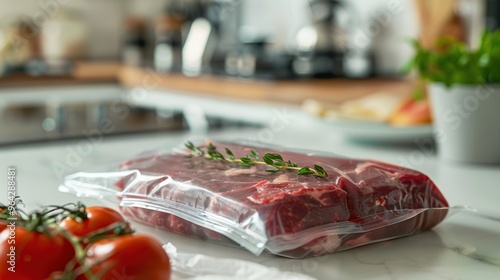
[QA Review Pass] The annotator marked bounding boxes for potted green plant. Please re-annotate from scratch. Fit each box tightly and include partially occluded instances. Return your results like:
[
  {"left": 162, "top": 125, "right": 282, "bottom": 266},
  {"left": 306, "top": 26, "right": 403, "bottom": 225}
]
[{"left": 405, "top": 30, "right": 500, "bottom": 164}]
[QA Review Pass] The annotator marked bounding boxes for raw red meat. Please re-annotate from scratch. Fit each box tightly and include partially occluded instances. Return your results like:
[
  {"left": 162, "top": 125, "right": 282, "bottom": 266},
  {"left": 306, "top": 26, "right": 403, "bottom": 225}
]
[{"left": 115, "top": 142, "right": 448, "bottom": 258}]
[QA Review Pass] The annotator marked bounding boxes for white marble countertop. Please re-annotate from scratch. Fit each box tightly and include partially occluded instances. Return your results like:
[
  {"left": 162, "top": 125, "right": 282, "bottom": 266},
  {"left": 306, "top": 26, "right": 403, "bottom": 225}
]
[{"left": 1, "top": 91, "right": 500, "bottom": 279}]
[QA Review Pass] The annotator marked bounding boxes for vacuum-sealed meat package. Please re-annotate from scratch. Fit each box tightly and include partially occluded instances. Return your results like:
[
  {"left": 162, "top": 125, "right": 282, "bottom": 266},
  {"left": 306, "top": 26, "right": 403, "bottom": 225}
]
[{"left": 60, "top": 141, "right": 449, "bottom": 258}]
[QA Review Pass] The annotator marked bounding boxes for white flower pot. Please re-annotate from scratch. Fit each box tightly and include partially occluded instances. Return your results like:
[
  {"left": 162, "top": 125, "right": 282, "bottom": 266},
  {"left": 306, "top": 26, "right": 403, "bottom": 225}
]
[{"left": 429, "top": 83, "right": 500, "bottom": 164}]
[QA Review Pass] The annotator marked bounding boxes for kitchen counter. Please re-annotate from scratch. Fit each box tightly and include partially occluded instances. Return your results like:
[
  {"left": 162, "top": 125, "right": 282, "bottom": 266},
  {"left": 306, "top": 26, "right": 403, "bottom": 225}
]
[
  {"left": 118, "top": 66, "right": 413, "bottom": 105},
  {"left": 1, "top": 112, "right": 499, "bottom": 279},
  {"left": 0, "top": 63, "right": 413, "bottom": 105},
  {"left": 0, "top": 62, "right": 121, "bottom": 87}
]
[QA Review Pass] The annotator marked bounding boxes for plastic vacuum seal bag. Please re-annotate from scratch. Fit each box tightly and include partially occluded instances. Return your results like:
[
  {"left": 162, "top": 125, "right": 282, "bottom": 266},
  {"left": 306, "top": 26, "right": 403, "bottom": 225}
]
[
  {"left": 164, "top": 243, "right": 316, "bottom": 280},
  {"left": 60, "top": 140, "right": 449, "bottom": 258}
]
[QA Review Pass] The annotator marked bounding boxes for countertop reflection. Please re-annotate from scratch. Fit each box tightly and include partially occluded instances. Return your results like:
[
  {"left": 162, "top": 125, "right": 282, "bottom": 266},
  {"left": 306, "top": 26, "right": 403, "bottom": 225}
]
[{"left": 0, "top": 121, "right": 498, "bottom": 279}]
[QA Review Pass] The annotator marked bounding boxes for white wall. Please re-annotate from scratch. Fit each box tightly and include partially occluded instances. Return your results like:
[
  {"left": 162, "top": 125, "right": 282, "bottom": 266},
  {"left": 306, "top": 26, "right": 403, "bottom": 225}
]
[
  {"left": 0, "top": 0, "right": 486, "bottom": 69},
  {"left": 0, "top": 0, "right": 164, "bottom": 59}
]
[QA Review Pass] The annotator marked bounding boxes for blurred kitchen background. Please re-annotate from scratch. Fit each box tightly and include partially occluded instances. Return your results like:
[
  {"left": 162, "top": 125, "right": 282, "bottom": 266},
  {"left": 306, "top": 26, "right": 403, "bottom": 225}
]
[{"left": 0, "top": 0, "right": 494, "bottom": 146}]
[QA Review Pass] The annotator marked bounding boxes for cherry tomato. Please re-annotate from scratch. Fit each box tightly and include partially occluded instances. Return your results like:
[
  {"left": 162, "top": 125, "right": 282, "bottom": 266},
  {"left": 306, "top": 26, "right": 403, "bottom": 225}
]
[
  {"left": 59, "top": 206, "right": 131, "bottom": 280},
  {"left": 0, "top": 226, "right": 75, "bottom": 279},
  {"left": 0, "top": 209, "right": 6, "bottom": 232},
  {"left": 86, "top": 234, "right": 171, "bottom": 280},
  {"left": 60, "top": 206, "right": 127, "bottom": 238}
]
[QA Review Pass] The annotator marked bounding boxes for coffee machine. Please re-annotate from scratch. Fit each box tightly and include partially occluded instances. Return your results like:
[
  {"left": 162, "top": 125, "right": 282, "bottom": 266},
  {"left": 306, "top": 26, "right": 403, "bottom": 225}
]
[{"left": 293, "top": 0, "right": 363, "bottom": 78}]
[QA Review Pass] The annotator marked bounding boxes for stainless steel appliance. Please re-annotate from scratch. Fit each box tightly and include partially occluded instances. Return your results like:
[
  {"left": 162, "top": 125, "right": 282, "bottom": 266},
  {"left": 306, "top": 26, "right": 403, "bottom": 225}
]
[{"left": 293, "top": 0, "right": 363, "bottom": 78}]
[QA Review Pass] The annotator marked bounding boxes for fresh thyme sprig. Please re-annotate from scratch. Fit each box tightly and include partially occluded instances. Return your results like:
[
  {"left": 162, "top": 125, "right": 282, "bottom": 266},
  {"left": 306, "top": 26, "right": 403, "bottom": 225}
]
[{"left": 185, "top": 141, "right": 328, "bottom": 178}]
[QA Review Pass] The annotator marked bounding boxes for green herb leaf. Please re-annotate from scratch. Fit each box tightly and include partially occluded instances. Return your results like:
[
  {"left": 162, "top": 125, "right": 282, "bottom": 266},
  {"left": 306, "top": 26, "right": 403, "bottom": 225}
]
[
  {"left": 185, "top": 141, "right": 195, "bottom": 150},
  {"left": 265, "top": 169, "right": 279, "bottom": 173},
  {"left": 250, "top": 150, "right": 259, "bottom": 160},
  {"left": 262, "top": 154, "right": 273, "bottom": 165},
  {"left": 266, "top": 153, "right": 284, "bottom": 161},
  {"left": 225, "top": 148, "right": 235, "bottom": 160},
  {"left": 297, "top": 167, "right": 314, "bottom": 175},
  {"left": 273, "top": 161, "right": 283, "bottom": 167},
  {"left": 185, "top": 142, "right": 328, "bottom": 178},
  {"left": 240, "top": 157, "right": 252, "bottom": 164},
  {"left": 404, "top": 29, "right": 500, "bottom": 86},
  {"left": 314, "top": 164, "right": 327, "bottom": 177}
]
